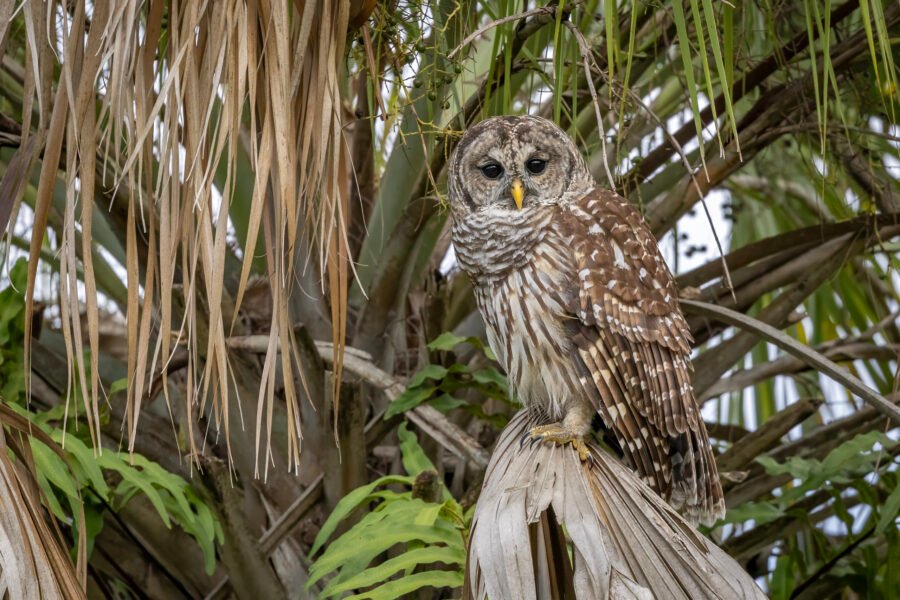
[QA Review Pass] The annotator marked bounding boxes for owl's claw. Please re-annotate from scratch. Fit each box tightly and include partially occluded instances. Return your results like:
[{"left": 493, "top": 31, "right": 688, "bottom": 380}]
[
  {"left": 519, "top": 431, "right": 533, "bottom": 448},
  {"left": 527, "top": 423, "right": 593, "bottom": 463}
]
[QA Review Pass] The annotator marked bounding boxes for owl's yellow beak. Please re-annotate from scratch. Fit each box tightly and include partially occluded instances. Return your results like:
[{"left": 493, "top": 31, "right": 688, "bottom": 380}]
[{"left": 510, "top": 178, "right": 525, "bottom": 210}]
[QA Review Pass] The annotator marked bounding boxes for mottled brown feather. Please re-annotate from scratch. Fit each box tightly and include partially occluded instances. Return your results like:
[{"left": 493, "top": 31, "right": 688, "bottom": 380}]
[{"left": 554, "top": 188, "right": 724, "bottom": 523}]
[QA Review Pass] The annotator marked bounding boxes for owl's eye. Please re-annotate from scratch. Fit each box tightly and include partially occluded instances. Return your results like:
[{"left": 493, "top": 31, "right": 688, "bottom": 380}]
[
  {"left": 525, "top": 158, "right": 547, "bottom": 174},
  {"left": 479, "top": 163, "right": 504, "bottom": 179}
]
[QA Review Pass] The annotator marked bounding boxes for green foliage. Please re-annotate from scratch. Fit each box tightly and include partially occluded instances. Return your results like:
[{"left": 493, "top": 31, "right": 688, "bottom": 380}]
[
  {"left": 385, "top": 333, "right": 511, "bottom": 427},
  {"left": 757, "top": 432, "right": 896, "bottom": 504},
  {"left": 7, "top": 400, "right": 225, "bottom": 575},
  {"left": 0, "top": 259, "right": 27, "bottom": 400},
  {"left": 308, "top": 424, "right": 467, "bottom": 599},
  {"left": 0, "top": 265, "right": 223, "bottom": 575},
  {"left": 727, "top": 431, "right": 898, "bottom": 525},
  {"left": 726, "top": 431, "right": 900, "bottom": 598}
]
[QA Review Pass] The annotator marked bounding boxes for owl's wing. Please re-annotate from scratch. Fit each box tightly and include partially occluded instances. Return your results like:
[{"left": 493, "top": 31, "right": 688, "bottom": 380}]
[{"left": 555, "top": 188, "right": 724, "bottom": 525}]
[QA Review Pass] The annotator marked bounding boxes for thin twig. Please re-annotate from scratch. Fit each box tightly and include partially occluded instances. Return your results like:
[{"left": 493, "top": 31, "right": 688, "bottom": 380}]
[
  {"left": 564, "top": 22, "right": 615, "bottom": 190},
  {"left": 226, "top": 336, "right": 491, "bottom": 468},
  {"left": 448, "top": 7, "right": 557, "bottom": 59},
  {"left": 361, "top": 26, "right": 387, "bottom": 120}
]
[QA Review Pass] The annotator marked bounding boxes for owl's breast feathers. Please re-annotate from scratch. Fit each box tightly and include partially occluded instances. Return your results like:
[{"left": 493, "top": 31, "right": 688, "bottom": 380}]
[
  {"left": 469, "top": 238, "right": 581, "bottom": 419},
  {"left": 451, "top": 205, "right": 555, "bottom": 279}
]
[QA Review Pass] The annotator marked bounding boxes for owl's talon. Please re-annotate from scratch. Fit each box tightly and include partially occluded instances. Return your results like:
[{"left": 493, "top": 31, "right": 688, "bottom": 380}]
[
  {"left": 527, "top": 423, "right": 592, "bottom": 463},
  {"left": 579, "top": 441, "right": 594, "bottom": 466}
]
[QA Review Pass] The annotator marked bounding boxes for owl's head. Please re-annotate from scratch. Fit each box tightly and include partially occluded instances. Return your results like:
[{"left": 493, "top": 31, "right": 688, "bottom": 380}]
[{"left": 448, "top": 115, "right": 593, "bottom": 217}]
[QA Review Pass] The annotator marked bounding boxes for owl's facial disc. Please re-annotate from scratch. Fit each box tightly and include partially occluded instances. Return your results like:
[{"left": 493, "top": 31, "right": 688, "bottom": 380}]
[{"left": 449, "top": 115, "right": 593, "bottom": 218}]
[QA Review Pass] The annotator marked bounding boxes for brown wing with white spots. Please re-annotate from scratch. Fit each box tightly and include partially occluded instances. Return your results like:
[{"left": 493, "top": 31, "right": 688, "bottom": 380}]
[{"left": 555, "top": 188, "right": 725, "bottom": 525}]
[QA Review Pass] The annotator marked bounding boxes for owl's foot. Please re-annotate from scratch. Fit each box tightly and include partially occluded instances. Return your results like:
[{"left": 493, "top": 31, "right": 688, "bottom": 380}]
[{"left": 524, "top": 423, "right": 592, "bottom": 463}]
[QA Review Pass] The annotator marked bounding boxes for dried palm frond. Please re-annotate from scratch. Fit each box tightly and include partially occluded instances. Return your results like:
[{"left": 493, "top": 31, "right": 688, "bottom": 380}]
[
  {"left": 17, "top": 0, "right": 357, "bottom": 471},
  {"left": 466, "top": 410, "right": 766, "bottom": 600}
]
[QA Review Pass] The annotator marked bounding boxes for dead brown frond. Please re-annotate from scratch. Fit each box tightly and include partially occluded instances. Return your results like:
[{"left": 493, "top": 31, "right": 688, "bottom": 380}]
[{"left": 17, "top": 0, "right": 355, "bottom": 471}]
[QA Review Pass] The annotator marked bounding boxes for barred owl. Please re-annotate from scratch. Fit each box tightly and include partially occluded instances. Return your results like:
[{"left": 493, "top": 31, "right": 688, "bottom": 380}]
[{"left": 448, "top": 115, "right": 725, "bottom": 525}]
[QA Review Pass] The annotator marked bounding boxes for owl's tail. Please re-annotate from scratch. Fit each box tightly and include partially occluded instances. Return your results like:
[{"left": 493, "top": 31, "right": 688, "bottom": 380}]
[
  {"left": 464, "top": 410, "right": 765, "bottom": 600},
  {"left": 668, "top": 427, "right": 727, "bottom": 527}
]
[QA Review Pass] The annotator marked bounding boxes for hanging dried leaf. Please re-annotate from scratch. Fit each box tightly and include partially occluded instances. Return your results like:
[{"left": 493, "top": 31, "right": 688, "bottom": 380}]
[{"left": 16, "top": 0, "right": 355, "bottom": 471}]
